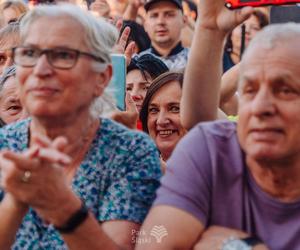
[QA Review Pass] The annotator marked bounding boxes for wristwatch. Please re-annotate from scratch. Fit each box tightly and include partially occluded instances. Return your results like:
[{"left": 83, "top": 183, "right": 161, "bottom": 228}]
[
  {"left": 221, "top": 236, "right": 263, "bottom": 250},
  {"left": 54, "top": 199, "right": 89, "bottom": 234}
]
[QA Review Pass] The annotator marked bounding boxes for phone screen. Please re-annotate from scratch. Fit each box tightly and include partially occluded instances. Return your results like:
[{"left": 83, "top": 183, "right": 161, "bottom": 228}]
[
  {"left": 225, "top": 0, "right": 300, "bottom": 9},
  {"left": 108, "top": 54, "right": 126, "bottom": 111}
]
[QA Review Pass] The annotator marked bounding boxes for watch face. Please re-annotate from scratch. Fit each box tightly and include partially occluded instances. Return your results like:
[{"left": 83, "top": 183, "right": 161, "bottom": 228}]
[{"left": 222, "top": 239, "right": 252, "bottom": 250}]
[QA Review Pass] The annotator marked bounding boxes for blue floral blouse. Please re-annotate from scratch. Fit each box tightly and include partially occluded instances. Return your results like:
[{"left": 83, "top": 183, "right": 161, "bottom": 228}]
[{"left": 0, "top": 118, "right": 162, "bottom": 250}]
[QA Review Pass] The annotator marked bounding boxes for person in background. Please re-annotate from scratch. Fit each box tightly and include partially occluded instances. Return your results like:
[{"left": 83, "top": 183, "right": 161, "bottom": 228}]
[
  {"left": 180, "top": 0, "right": 197, "bottom": 48},
  {"left": 223, "top": 9, "right": 269, "bottom": 72},
  {"left": 0, "top": 4, "right": 161, "bottom": 250},
  {"left": 127, "top": 54, "right": 168, "bottom": 112},
  {"left": 0, "top": 65, "right": 27, "bottom": 126},
  {"left": 89, "top": 0, "right": 111, "bottom": 18},
  {"left": 106, "top": 0, "right": 128, "bottom": 18},
  {"left": 140, "top": 71, "right": 186, "bottom": 169},
  {"left": 122, "top": 0, "right": 147, "bottom": 26},
  {"left": 221, "top": 10, "right": 269, "bottom": 115},
  {"left": 111, "top": 54, "right": 168, "bottom": 130},
  {"left": 0, "top": 0, "right": 28, "bottom": 27},
  {"left": 0, "top": 22, "right": 20, "bottom": 75},
  {"left": 139, "top": 0, "right": 189, "bottom": 70}
]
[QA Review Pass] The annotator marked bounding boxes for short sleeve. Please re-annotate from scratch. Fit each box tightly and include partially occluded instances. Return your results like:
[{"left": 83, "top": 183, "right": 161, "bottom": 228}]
[
  {"left": 98, "top": 133, "right": 162, "bottom": 224},
  {"left": 154, "top": 125, "right": 212, "bottom": 226}
]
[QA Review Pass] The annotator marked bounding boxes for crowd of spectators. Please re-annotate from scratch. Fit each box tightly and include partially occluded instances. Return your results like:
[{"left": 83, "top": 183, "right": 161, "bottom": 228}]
[{"left": 0, "top": 0, "right": 300, "bottom": 249}]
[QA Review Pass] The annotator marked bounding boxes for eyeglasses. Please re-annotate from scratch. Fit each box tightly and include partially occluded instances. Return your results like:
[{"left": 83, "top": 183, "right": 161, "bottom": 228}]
[{"left": 12, "top": 46, "right": 105, "bottom": 70}]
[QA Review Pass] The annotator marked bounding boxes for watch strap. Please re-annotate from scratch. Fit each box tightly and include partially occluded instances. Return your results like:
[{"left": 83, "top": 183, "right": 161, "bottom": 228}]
[
  {"left": 54, "top": 200, "right": 89, "bottom": 234},
  {"left": 242, "top": 236, "right": 264, "bottom": 247}
]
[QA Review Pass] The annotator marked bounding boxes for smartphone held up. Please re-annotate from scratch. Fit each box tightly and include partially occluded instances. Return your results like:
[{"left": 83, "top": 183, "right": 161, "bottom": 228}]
[{"left": 225, "top": 0, "right": 300, "bottom": 9}]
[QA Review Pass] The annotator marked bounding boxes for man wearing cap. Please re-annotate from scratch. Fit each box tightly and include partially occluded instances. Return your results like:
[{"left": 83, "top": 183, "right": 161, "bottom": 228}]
[{"left": 139, "top": 0, "right": 188, "bottom": 70}]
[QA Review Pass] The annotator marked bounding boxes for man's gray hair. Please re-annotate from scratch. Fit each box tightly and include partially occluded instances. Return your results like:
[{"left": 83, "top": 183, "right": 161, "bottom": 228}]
[
  {"left": 19, "top": 4, "right": 118, "bottom": 69},
  {"left": 244, "top": 22, "right": 300, "bottom": 57}
]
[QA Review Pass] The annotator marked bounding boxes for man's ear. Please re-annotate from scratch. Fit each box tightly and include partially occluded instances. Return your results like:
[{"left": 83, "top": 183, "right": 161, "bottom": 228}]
[{"left": 94, "top": 64, "right": 113, "bottom": 97}]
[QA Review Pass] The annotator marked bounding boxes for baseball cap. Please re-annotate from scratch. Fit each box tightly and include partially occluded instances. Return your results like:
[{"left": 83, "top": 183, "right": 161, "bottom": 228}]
[{"left": 144, "top": 0, "right": 183, "bottom": 12}]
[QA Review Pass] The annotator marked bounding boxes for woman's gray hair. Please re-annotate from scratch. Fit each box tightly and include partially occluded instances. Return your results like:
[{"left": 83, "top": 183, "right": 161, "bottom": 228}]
[
  {"left": 19, "top": 4, "right": 118, "bottom": 69},
  {"left": 19, "top": 4, "right": 120, "bottom": 117}
]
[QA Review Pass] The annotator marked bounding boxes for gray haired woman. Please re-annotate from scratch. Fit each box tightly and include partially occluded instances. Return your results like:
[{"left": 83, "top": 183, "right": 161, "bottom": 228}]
[{"left": 0, "top": 4, "right": 161, "bottom": 250}]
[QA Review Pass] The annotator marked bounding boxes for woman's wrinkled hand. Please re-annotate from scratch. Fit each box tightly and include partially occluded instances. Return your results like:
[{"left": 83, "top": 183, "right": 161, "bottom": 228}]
[{"left": 0, "top": 134, "right": 81, "bottom": 224}]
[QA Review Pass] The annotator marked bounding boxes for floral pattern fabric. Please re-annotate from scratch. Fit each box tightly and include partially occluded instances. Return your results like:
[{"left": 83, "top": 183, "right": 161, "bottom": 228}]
[{"left": 0, "top": 118, "right": 161, "bottom": 250}]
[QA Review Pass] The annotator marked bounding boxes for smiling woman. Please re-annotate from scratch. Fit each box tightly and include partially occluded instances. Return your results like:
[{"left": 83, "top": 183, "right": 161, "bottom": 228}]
[
  {"left": 140, "top": 70, "right": 186, "bottom": 162},
  {"left": 0, "top": 4, "right": 161, "bottom": 250}
]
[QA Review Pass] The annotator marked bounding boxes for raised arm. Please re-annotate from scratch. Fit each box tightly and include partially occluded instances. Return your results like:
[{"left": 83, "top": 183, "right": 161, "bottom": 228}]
[
  {"left": 135, "top": 205, "right": 204, "bottom": 250},
  {"left": 220, "top": 63, "right": 240, "bottom": 115},
  {"left": 180, "top": 0, "right": 252, "bottom": 129}
]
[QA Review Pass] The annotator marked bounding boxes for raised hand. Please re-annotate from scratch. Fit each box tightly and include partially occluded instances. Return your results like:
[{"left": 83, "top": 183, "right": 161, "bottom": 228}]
[
  {"left": 197, "top": 0, "right": 253, "bottom": 35},
  {"left": 110, "top": 93, "right": 139, "bottom": 129},
  {"left": 89, "top": 0, "right": 111, "bottom": 18},
  {"left": 113, "top": 18, "right": 136, "bottom": 66}
]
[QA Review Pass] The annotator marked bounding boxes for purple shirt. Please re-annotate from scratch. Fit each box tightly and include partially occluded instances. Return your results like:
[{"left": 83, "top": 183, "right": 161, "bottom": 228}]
[{"left": 154, "top": 120, "right": 300, "bottom": 250}]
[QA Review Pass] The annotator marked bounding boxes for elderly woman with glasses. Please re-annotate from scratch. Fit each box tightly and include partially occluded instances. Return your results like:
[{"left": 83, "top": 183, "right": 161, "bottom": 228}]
[{"left": 0, "top": 4, "right": 161, "bottom": 250}]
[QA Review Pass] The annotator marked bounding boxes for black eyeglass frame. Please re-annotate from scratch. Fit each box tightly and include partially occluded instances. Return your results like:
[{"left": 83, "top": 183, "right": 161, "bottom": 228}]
[{"left": 12, "top": 46, "right": 106, "bottom": 70}]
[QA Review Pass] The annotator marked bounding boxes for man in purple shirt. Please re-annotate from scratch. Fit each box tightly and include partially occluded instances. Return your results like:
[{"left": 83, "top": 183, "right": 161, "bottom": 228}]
[{"left": 136, "top": 1, "right": 300, "bottom": 250}]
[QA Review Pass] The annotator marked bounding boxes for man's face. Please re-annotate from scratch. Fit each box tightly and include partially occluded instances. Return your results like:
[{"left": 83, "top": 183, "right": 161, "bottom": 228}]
[
  {"left": 144, "top": 1, "right": 184, "bottom": 49},
  {"left": 237, "top": 40, "right": 300, "bottom": 163}
]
